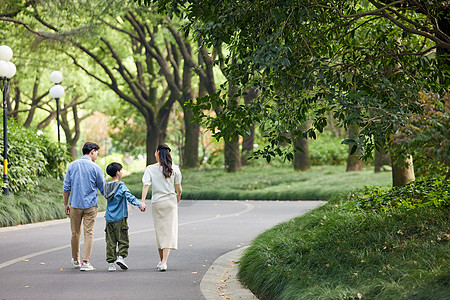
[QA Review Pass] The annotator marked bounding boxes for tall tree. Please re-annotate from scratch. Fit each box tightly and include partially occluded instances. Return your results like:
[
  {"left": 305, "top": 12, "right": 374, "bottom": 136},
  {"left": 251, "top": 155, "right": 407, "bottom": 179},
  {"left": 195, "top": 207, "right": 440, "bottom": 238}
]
[
  {"left": 241, "top": 87, "right": 258, "bottom": 166},
  {"left": 294, "top": 122, "right": 311, "bottom": 171},
  {"left": 150, "top": 0, "right": 446, "bottom": 185}
]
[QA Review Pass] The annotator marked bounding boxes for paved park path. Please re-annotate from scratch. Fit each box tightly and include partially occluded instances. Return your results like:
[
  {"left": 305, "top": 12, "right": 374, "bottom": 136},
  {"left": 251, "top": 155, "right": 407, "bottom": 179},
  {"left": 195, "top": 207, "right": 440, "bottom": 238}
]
[{"left": 0, "top": 200, "right": 324, "bottom": 299}]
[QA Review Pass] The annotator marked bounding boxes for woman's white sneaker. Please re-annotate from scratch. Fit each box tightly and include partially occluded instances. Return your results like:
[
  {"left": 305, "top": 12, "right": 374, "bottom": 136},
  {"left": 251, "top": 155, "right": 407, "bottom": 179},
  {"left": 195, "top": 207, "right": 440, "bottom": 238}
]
[{"left": 159, "top": 264, "right": 167, "bottom": 271}]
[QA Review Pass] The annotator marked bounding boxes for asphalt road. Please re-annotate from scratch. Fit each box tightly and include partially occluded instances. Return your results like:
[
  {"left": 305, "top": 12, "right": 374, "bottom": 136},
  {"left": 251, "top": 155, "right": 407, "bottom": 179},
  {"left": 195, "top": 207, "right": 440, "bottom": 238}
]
[{"left": 0, "top": 200, "right": 324, "bottom": 300}]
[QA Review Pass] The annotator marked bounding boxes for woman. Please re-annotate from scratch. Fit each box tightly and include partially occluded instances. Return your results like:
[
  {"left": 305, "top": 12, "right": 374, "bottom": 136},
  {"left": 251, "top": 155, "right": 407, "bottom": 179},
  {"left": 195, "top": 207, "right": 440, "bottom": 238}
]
[{"left": 141, "top": 144, "right": 182, "bottom": 271}]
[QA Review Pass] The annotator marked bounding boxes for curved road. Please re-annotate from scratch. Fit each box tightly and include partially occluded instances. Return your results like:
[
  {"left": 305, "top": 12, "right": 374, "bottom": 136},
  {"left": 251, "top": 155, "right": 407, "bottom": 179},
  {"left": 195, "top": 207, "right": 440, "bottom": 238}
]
[{"left": 0, "top": 200, "right": 324, "bottom": 299}]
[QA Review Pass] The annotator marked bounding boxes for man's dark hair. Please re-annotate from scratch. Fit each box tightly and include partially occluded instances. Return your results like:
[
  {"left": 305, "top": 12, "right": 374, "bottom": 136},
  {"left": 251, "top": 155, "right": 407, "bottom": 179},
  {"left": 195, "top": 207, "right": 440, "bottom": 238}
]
[
  {"left": 106, "top": 162, "right": 122, "bottom": 178},
  {"left": 82, "top": 142, "right": 100, "bottom": 155}
]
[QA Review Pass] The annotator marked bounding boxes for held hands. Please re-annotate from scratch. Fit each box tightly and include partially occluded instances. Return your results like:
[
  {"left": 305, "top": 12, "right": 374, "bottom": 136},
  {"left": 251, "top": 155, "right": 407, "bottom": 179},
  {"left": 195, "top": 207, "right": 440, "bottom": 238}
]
[{"left": 139, "top": 203, "right": 147, "bottom": 212}]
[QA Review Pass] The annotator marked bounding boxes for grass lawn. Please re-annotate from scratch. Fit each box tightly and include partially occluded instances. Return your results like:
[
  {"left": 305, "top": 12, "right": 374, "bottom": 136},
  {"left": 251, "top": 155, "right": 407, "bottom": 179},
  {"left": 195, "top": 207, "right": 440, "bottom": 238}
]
[
  {"left": 122, "top": 165, "right": 392, "bottom": 200},
  {"left": 238, "top": 188, "right": 450, "bottom": 299}
]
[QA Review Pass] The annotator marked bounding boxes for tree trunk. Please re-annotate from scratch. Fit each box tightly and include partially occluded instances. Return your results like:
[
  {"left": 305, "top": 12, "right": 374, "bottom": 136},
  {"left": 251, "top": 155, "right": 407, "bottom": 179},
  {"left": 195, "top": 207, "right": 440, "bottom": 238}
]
[
  {"left": 391, "top": 155, "right": 415, "bottom": 186},
  {"left": 225, "top": 137, "right": 241, "bottom": 172},
  {"left": 179, "top": 45, "right": 199, "bottom": 169},
  {"left": 241, "top": 87, "right": 258, "bottom": 165},
  {"left": 224, "top": 83, "right": 241, "bottom": 172},
  {"left": 374, "top": 147, "right": 391, "bottom": 172},
  {"left": 346, "top": 123, "right": 364, "bottom": 171},
  {"left": 60, "top": 104, "right": 83, "bottom": 160},
  {"left": 294, "top": 123, "right": 310, "bottom": 171},
  {"left": 146, "top": 121, "right": 161, "bottom": 165},
  {"left": 182, "top": 108, "right": 199, "bottom": 168},
  {"left": 437, "top": 7, "right": 450, "bottom": 85}
]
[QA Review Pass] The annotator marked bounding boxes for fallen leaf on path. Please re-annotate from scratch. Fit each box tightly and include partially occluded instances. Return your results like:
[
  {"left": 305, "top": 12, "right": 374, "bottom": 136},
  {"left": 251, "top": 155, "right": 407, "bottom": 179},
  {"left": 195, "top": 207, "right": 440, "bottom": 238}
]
[{"left": 22, "top": 259, "right": 29, "bottom": 262}]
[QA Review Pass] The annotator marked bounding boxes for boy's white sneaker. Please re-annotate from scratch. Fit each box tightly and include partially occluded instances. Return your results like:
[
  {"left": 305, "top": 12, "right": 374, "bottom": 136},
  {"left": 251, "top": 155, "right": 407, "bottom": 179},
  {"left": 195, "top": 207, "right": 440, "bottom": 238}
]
[
  {"left": 108, "top": 263, "right": 116, "bottom": 272},
  {"left": 115, "top": 256, "right": 128, "bottom": 270},
  {"left": 71, "top": 258, "right": 81, "bottom": 268},
  {"left": 80, "top": 262, "right": 95, "bottom": 271}
]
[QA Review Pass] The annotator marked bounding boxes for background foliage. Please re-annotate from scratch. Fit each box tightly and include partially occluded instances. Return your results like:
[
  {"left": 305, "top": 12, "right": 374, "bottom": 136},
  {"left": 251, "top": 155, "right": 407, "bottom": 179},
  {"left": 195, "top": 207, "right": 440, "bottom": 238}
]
[{"left": 0, "top": 119, "right": 70, "bottom": 193}]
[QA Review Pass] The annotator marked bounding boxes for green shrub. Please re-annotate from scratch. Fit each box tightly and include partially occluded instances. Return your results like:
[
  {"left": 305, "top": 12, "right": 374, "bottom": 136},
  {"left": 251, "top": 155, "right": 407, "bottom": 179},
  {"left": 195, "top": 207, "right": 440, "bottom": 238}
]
[
  {"left": 247, "top": 132, "right": 348, "bottom": 167},
  {"left": 343, "top": 176, "right": 449, "bottom": 211},
  {"left": 309, "top": 134, "right": 348, "bottom": 165},
  {"left": 0, "top": 119, "right": 70, "bottom": 193}
]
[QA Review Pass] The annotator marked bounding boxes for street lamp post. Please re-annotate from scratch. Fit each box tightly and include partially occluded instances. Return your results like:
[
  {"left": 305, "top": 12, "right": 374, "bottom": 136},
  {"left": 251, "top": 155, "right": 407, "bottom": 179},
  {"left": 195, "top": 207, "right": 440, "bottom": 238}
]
[
  {"left": 49, "top": 71, "right": 64, "bottom": 180},
  {"left": 0, "top": 45, "right": 16, "bottom": 195},
  {"left": 49, "top": 71, "right": 64, "bottom": 143}
]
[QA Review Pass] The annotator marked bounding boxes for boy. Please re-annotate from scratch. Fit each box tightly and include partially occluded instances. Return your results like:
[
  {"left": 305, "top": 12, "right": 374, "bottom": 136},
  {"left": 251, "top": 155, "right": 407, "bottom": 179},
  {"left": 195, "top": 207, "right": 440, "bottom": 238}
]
[{"left": 104, "top": 162, "right": 146, "bottom": 272}]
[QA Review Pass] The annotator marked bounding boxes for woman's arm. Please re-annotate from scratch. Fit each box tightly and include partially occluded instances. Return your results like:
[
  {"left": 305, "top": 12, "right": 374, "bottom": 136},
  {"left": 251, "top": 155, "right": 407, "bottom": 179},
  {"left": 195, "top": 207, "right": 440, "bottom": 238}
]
[
  {"left": 141, "top": 185, "right": 150, "bottom": 204},
  {"left": 175, "top": 183, "right": 182, "bottom": 203}
]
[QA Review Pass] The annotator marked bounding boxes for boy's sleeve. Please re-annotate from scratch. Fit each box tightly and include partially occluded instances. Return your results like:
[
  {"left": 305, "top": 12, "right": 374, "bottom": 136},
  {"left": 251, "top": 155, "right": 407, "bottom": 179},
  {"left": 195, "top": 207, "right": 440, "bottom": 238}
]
[{"left": 121, "top": 183, "right": 142, "bottom": 207}]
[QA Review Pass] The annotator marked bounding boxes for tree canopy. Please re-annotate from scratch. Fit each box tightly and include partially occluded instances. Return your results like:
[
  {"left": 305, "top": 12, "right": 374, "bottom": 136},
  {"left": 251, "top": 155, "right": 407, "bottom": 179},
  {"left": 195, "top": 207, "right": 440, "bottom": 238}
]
[{"left": 149, "top": 0, "right": 448, "bottom": 167}]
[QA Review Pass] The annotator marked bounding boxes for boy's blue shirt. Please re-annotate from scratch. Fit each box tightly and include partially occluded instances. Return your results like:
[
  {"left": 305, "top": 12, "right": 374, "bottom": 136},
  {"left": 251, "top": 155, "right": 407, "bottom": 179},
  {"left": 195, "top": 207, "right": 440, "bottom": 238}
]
[{"left": 104, "top": 181, "right": 142, "bottom": 223}]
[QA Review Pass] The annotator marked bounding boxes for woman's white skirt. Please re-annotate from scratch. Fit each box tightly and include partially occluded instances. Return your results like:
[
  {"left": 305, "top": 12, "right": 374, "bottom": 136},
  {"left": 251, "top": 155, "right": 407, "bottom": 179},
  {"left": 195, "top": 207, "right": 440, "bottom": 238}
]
[{"left": 152, "top": 198, "right": 178, "bottom": 250}]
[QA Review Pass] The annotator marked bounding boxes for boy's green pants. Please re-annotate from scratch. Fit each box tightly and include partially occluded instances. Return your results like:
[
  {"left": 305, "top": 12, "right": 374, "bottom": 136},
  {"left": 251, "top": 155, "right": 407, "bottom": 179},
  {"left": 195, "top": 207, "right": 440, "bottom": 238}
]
[{"left": 105, "top": 217, "right": 129, "bottom": 263}]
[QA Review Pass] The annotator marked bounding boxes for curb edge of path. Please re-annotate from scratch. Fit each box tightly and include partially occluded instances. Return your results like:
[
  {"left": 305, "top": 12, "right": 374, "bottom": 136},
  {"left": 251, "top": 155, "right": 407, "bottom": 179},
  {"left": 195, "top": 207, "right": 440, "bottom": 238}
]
[{"left": 201, "top": 246, "right": 258, "bottom": 300}]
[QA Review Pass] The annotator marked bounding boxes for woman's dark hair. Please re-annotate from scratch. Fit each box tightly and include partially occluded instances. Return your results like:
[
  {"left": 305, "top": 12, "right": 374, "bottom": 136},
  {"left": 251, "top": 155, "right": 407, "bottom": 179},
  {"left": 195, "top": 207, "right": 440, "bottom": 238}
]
[{"left": 157, "top": 144, "right": 173, "bottom": 178}]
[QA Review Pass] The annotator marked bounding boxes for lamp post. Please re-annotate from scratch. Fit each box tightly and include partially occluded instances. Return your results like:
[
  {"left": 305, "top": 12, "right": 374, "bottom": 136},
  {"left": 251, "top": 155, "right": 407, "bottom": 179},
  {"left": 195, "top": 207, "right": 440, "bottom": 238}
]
[
  {"left": 49, "top": 71, "right": 64, "bottom": 180},
  {"left": 0, "top": 45, "right": 16, "bottom": 195},
  {"left": 49, "top": 71, "right": 64, "bottom": 143}
]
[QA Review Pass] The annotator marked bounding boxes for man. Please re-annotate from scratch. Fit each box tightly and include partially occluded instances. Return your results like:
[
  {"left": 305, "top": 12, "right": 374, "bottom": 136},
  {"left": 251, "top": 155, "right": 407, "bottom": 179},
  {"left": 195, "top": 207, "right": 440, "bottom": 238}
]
[{"left": 64, "top": 142, "right": 105, "bottom": 271}]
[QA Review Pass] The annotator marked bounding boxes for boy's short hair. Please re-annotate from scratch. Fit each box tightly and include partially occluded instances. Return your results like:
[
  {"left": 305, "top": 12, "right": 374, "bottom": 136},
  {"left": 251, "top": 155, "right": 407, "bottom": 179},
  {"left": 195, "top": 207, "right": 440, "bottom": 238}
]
[
  {"left": 106, "top": 162, "right": 122, "bottom": 177},
  {"left": 82, "top": 142, "right": 100, "bottom": 155}
]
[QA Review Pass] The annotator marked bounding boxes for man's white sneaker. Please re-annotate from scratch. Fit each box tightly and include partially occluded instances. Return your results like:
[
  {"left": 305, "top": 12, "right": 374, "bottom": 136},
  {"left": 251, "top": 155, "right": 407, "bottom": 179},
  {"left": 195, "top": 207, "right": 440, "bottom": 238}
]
[
  {"left": 115, "top": 256, "right": 128, "bottom": 270},
  {"left": 71, "top": 258, "right": 81, "bottom": 268},
  {"left": 108, "top": 263, "right": 116, "bottom": 272},
  {"left": 159, "top": 264, "right": 167, "bottom": 271},
  {"left": 80, "top": 262, "right": 95, "bottom": 271}
]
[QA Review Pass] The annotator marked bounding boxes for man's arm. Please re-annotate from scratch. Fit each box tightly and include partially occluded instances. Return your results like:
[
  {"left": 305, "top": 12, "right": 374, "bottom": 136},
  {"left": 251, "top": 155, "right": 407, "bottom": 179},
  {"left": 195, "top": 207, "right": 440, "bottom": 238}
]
[{"left": 64, "top": 192, "right": 70, "bottom": 215}]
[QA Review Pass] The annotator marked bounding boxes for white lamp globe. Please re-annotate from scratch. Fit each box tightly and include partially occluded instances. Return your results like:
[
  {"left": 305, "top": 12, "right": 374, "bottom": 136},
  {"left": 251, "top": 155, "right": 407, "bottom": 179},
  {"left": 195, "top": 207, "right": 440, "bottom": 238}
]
[
  {"left": 49, "top": 84, "right": 65, "bottom": 98},
  {"left": 0, "top": 45, "right": 13, "bottom": 61},
  {"left": 49, "top": 71, "right": 63, "bottom": 84},
  {"left": 0, "top": 60, "right": 9, "bottom": 77},
  {"left": 6, "top": 62, "right": 16, "bottom": 79}
]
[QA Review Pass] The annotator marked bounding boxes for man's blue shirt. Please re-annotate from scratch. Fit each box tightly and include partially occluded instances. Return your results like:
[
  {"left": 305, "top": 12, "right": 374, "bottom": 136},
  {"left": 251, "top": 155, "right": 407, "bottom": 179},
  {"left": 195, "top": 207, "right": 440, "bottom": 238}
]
[{"left": 63, "top": 156, "right": 105, "bottom": 209}]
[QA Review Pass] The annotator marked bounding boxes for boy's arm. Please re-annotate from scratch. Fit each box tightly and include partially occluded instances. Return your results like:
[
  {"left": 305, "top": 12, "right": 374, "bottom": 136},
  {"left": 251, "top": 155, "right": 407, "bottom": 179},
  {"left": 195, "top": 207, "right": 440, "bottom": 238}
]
[{"left": 121, "top": 183, "right": 146, "bottom": 210}]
